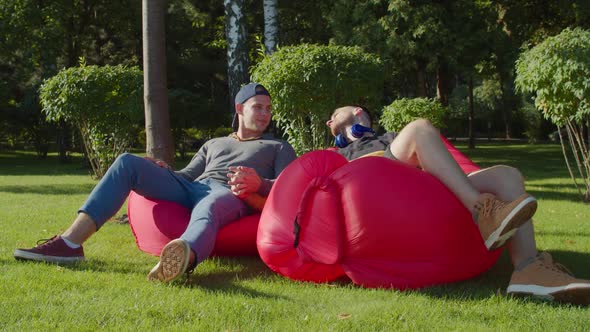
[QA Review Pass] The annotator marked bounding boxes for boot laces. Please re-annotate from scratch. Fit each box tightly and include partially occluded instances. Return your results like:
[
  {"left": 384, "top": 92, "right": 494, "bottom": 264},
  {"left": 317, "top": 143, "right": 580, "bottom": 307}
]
[
  {"left": 539, "top": 253, "right": 574, "bottom": 277},
  {"left": 476, "top": 196, "right": 506, "bottom": 218}
]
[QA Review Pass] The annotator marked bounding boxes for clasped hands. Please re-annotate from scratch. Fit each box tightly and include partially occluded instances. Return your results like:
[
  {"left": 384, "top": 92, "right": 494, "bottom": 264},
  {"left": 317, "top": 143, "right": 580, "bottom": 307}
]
[{"left": 226, "top": 166, "right": 262, "bottom": 198}]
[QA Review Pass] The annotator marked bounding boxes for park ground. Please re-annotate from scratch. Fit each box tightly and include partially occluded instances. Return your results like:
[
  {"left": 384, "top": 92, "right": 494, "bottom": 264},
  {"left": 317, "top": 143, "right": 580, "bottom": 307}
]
[{"left": 0, "top": 143, "right": 589, "bottom": 331}]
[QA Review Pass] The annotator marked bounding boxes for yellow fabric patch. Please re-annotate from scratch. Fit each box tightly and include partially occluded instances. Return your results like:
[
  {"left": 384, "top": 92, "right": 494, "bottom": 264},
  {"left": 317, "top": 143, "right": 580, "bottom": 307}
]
[{"left": 356, "top": 150, "right": 385, "bottom": 159}]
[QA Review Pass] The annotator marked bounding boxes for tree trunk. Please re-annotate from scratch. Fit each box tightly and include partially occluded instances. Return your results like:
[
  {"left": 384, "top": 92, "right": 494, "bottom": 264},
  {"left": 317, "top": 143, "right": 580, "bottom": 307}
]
[
  {"left": 416, "top": 60, "right": 428, "bottom": 97},
  {"left": 57, "top": 12, "right": 79, "bottom": 163},
  {"left": 142, "top": 0, "right": 175, "bottom": 165},
  {"left": 263, "top": 0, "right": 278, "bottom": 55},
  {"left": 436, "top": 59, "right": 451, "bottom": 107},
  {"left": 468, "top": 76, "right": 476, "bottom": 149},
  {"left": 498, "top": 72, "right": 513, "bottom": 139},
  {"left": 224, "top": 0, "right": 250, "bottom": 113}
]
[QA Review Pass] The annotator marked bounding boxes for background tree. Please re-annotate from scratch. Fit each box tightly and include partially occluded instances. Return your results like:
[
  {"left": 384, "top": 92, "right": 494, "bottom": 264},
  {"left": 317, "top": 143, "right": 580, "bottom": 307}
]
[
  {"left": 224, "top": 0, "right": 250, "bottom": 113},
  {"left": 251, "top": 44, "right": 383, "bottom": 154},
  {"left": 0, "top": 0, "right": 141, "bottom": 160},
  {"left": 474, "top": 77, "right": 503, "bottom": 141},
  {"left": 143, "top": 0, "right": 175, "bottom": 165},
  {"left": 4, "top": 0, "right": 590, "bottom": 160},
  {"left": 39, "top": 65, "right": 143, "bottom": 178},
  {"left": 515, "top": 27, "right": 590, "bottom": 201},
  {"left": 263, "top": 0, "right": 278, "bottom": 54},
  {"left": 380, "top": 98, "right": 446, "bottom": 133}
]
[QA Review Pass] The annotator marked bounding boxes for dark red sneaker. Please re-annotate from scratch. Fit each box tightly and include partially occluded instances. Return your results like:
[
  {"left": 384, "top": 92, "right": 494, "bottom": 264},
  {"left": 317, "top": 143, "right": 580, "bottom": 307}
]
[{"left": 13, "top": 235, "right": 85, "bottom": 264}]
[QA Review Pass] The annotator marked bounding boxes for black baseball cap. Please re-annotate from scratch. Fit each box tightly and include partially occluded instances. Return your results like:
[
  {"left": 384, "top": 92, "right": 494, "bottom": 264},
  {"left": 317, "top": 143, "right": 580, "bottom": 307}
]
[{"left": 232, "top": 83, "right": 271, "bottom": 129}]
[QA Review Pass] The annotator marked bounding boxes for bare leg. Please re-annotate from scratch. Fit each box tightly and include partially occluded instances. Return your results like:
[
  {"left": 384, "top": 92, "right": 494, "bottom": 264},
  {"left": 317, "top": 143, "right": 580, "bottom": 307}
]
[
  {"left": 389, "top": 119, "right": 480, "bottom": 210},
  {"left": 467, "top": 165, "right": 538, "bottom": 268},
  {"left": 61, "top": 212, "right": 98, "bottom": 245}
]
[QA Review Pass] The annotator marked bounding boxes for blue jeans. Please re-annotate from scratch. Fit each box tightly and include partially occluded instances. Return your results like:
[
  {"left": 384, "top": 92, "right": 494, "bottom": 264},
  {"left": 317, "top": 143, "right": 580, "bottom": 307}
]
[{"left": 79, "top": 153, "right": 251, "bottom": 265}]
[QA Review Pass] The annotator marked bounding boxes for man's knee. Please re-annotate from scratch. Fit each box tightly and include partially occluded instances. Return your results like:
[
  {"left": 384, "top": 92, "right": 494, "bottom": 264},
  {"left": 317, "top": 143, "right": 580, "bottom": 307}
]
[
  {"left": 406, "top": 118, "right": 437, "bottom": 134},
  {"left": 112, "top": 153, "right": 140, "bottom": 170},
  {"left": 489, "top": 165, "right": 526, "bottom": 193},
  {"left": 493, "top": 165, "right": 524, "bottom": 183}
]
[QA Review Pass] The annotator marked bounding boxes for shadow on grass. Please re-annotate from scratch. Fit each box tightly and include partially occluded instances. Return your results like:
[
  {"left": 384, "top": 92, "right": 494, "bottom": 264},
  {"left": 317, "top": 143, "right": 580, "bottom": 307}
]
[
  {"left": 0, "top": 183, "right": 95, "bottom": 195},
  {"left": 182, "top": 257, "right": 290, "bottom": 300},
  {"left": 536, "top": 229, "right": 590, "bottom": 239},
  {"left": 528, "top": 189, "right": 586, "bottom": 202},
  {"left": 0, "top": 152, "right": 90, "bottom": 176},
  {"left": 416, "top": 250, "right": 590, "bottom": 306},
  {"left": 7, "top": 256, "right": 151, "bottom": 276}
]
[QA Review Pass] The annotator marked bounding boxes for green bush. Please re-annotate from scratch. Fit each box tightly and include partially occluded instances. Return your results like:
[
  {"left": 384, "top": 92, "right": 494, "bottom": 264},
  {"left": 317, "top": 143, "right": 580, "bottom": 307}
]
[
  {"left": 40, "top": 64, "right": 143, "bottom": 178},
  {"left": 515, "top": 27, "right": 590, "bottom": 201},
  {"left": 515, "top": 27, "right": 590, "bottom": 126},
  {"left": 251, "top": 44, "right": 383, "bottom": 154},
  {"left": 380, "top": 98, "right": 446, "bottom": 132}
]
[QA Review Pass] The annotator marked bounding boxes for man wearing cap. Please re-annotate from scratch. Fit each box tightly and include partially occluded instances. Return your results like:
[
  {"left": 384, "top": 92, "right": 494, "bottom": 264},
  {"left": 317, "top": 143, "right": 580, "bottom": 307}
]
[{"left": 14, "top": 83, "right": 297, "bottom": 283}]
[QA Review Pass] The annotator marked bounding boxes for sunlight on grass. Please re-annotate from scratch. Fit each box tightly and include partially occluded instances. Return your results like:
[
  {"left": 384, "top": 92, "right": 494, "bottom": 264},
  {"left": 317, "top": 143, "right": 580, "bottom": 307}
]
[{"left": 1, "top": 146, "right": 589, "bottom": 330}]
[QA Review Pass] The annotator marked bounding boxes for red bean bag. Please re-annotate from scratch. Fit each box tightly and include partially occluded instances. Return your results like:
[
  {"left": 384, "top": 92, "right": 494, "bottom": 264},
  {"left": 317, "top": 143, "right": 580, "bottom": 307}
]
[
  {"left": 127, "top": 192, "right": 260, "bottom": 257},
  {"left": 257, "top": 138, "right": 502, "bottom": 289}
]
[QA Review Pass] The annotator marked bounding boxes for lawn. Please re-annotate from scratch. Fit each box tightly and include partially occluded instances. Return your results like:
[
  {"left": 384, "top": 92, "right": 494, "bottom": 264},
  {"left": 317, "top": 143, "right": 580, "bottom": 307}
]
[{"left": 0, "top": 144, "right": 589, "bottom": 331}]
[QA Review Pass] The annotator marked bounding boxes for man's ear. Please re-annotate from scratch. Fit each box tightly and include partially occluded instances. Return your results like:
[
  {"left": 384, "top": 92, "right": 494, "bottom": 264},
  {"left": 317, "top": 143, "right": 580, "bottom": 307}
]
[
  {"left": 352, "top": 107, "right": 363, "bottom": 117},
  {"left": 235, "top": 103, "right": 244, "bottom": 115}
]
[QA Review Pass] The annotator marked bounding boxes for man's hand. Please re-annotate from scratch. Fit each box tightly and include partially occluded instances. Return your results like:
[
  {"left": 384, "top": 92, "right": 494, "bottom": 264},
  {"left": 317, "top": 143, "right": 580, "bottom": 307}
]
[
  {"left": 240, "top": 193, "right": 267, "bottom": 212},
  {"left": 144, "top": 156, "right": 171, "bottom": 169},
  {"left": 227, "top": 166, "right": 262, "bottom": 198}
]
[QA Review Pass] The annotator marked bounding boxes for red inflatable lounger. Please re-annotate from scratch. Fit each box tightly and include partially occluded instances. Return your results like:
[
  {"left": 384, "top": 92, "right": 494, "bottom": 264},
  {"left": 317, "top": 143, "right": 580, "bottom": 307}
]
[
  {"left": 257, "top": 138, "right": 501, "bottom": 289},
  {"left": 127, "top": 192, "right": 260, "bottom": 257}
]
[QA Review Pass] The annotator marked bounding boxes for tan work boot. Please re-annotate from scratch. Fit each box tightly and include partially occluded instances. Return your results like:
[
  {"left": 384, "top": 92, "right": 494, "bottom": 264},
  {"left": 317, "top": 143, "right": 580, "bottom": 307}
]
[
  {"left": 474, "top": 193, "right": 537, "bottom": 250},
  {"left": 507, "top": 252, "right": 590, "bottom": 305},
  {"left": 148, "top": 239, "right": 192, "bottom": 283}
]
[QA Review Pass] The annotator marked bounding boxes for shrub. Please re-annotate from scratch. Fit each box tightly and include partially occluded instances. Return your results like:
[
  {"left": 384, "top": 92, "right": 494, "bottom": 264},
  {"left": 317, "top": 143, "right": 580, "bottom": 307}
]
[
  {"left": 251, "top": 44, "right": 383, "bottom": 154},
  {"left": 40, "top": 64, "right": 143, "bottom": 178},
  {"left": 379, "top": 98, "right": 446, "bottom": 132},
  {"left": 515, "top": 27, "right": 590, "bottom": 201}
]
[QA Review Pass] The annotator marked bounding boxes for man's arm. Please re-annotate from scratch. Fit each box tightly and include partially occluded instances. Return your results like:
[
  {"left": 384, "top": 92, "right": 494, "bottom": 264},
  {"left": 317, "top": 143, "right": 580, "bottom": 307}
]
[
  {"left": 240, "top": 193, "right": 267, "bottom": 212},
  {"left": 175, "top": 143, "right": 208, "bottom": 180},
  {"left": 264, "top": 141, "right": 297, "bottom": 194}
]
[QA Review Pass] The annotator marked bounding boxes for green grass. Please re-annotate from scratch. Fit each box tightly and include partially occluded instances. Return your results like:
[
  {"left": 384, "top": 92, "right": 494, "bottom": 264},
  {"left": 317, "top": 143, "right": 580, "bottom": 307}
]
[{"left": 1, "top": 145, "right": 589, "bottom": 331}]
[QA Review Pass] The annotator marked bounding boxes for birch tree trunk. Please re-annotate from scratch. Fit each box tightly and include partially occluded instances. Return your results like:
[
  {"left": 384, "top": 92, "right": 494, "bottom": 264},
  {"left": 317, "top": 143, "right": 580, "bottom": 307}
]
[
  {"left": 468, "top": 76, "right": 476, "bottom": 149},
  {"left": 224, "top": 0, "right": 250, "bottom": 113},
  {"left": 263, "top": 0, "right": 278, "bottom": 55},
  {"left": 142, "top": 0, "right": 174, "bottom": 164}
]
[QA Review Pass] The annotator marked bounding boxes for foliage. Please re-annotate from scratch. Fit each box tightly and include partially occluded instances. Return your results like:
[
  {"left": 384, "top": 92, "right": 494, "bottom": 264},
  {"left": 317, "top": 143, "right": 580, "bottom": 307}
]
[
  {"left": 380, "top": 98, "right": 446, "bottom": 133},
  {"left": 168, "top": 88, "right": 216, "bottom": 160},
  {"left": 474, "top": 78, "right": 502, "bottom": 113},
  {"left": 515, "top": 27, "right": 590, "bottom": 201},
  {"left": 515, "top": 28, "right": 590, "bottom": 126},
  {"left": 39, "top": 64, "right": 143, "bottom": 178},
  {"left": 0, "top": 0, "right": 143, "bottom": 160},
  {"left": 328, "top": 0, "right": 496, "bottom": 102},
  {"left": 251, "top": 44, "right": 383, "bottom": 154},
  {"left": 519, "top": 99, "right": 542, "bottom": 144},
  {"left": 495, "top": 0, "right": 590, "bottom": 45}
]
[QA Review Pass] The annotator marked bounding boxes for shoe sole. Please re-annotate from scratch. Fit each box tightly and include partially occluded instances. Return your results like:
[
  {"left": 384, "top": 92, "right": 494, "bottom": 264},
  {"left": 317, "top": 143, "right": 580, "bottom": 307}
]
[
  {"left": 147, "top": 239, "right": 190, "bottom": 283},
  {"left": 508, "top": 283, "right": 590, "bottom": 306},
  {"left": 485, "top": 196, "right": 537, "bottom": 250},
  {"left": 13, "top": 249, "right": 84, "bottom": 264}
]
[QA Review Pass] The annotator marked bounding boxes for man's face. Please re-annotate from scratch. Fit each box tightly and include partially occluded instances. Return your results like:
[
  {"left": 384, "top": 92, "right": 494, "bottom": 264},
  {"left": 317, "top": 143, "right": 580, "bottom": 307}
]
[
  {"left": 239, "top": 95, "right": 272, "bottom": 133},
  {"left": 326, "top": 107, "right": 352, "bottom": 137}
]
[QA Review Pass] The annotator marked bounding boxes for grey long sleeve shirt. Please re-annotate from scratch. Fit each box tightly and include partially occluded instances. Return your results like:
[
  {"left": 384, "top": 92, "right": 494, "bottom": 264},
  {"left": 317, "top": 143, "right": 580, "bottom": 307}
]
[{"left": 175, "top": 135, "right": 297, "bottom": 196}]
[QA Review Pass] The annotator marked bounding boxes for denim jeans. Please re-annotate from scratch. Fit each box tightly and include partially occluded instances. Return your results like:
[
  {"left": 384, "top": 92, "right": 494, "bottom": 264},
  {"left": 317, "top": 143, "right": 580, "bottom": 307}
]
[{"left": 79, "top": 153, "right": 250, "bottom": 265}]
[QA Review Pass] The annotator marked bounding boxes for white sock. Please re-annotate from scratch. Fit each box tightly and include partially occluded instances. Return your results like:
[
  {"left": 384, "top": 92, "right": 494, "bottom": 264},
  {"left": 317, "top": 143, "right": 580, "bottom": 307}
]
[{"left": 61, "top": 236, "right": 81, "bottom": 249}]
